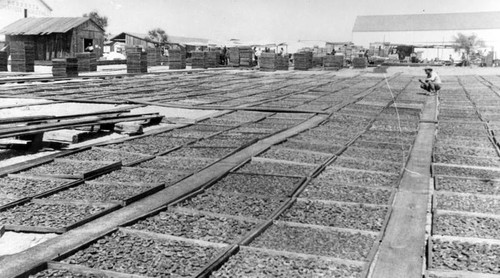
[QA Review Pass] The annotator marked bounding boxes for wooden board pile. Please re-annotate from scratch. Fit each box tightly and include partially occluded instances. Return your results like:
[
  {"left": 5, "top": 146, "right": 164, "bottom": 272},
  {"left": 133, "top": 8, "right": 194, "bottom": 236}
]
[
  {"left": 89, "top": 52, "right": 97, "bottom": 71},
  {"left": 323, "top": 55, "right": 344, "bottom": 70},
  {"left": 352, "top": 57, "right": 367, "bottom": 69},
  {"left": 147, "top": 48, "right": 161, "bottom": 66},
  {"left": 76, "top": 52, "right": 91, "bottom": 72},
  {"left": 168, "top": 49, "right": 186, "bottom": 70},
  {"left": 259, "top": 53, "right": 277, "bottom": 71},
  {"left": 191, "top": 51, "right": 207, "bottom": 69},
  {"left": 0, "top": 51, "right": 7, "bottom": 71},
  {"left": 206, "top": 51, "right": 220, "bottom": 68},
  {"left": 228, "top": 48, "right": 240, "bottom": 67},
  {"left": 276, "top": 55, "right": 289, "bottom": 70},
  {"left": 239, "top": 47, "right": 253, "bottom": 67},
  {"left": 10, "top": 41, "right": 35, "bottom": 72},
  {"left": 127, "top": 47, "right": 148, "bottom": 73},
  {"left": 51, "top": 58, "right": 78, "bottom": 77},
  {"left": 293, "top": 52, "right": 312, "bottom": 70}
]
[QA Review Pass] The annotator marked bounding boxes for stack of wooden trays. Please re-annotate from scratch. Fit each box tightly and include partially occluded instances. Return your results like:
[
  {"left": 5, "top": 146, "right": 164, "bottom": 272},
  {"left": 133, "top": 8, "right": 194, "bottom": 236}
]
[
  {"left": 191, "top": 51, "right": 207, "bottom": 69},
  {"left": 89, "top": 52, "right": 97, "bottom": 72},
  {"left": 276, "top": 55, "right": 289, "bottom": 71},
  {"left": 206, "top": 51, "right": 220, "bottom": 68},
  {"left": 66, "top": 57, "right": 79, "bottom": 77},
  {"left": 293, "top": 51, "right": 312, "bottom": 70},
  {"left": 168, "top": 49, "right": 186, "bottom": 70},
  {"left": 51, "top": 58, "right": 67, "bottom": 77},
  {"left": 323, "top": 55, "right": 344, "bottom": 70},
  {"left": 76, "top": 52, "right": 91, "bottom": 72},
  {"left": 239, "top": 47, "right": 253, "bottom": 67},
  {"left": 352, "top": 57, "right": 367, "bottom": 68},
  {"left": 312, "top": 54, "right": 324, "bottom": 67},
  {"left": 228, "top": 48, "right": 240, "bottom": 67},
  {"left": 147, "top": 48, "right": 161, "bottom": 66},
  {"left": 0, "top": 51, "right": 7, "bottom": 71},
  {"left": 259, "top": 53, "right": 276, "bottom": 71},
  {"left": 126, "top": 47, "right": 148, "bottom": 73},
  {"left": 10, "top": 41, "right": 35, "bottom": 72}
]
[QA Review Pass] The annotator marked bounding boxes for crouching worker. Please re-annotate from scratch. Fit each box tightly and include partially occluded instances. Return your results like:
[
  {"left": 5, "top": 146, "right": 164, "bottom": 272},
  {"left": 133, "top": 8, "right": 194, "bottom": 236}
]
[{"left": 419, "top": 68, "right": 442, "bottom": 95}]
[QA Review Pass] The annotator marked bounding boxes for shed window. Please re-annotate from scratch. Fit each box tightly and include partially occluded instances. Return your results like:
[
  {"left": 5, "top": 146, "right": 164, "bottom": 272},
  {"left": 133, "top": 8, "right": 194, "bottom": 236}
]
[{"left": 84, "top": 39, "right": 93, "bottom": 52}]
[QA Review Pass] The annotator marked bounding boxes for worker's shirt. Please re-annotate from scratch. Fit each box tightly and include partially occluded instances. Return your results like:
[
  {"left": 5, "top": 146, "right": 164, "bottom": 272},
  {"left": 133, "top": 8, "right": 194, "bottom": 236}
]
[{"left": 426, "top": 72, "right": 442, "bottom": 84}]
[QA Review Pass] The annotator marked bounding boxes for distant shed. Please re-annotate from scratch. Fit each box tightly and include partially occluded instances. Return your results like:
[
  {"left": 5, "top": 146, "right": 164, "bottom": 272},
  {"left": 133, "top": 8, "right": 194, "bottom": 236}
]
[{"left": 0, "top": 17, "right": 105, "bottom": 60}]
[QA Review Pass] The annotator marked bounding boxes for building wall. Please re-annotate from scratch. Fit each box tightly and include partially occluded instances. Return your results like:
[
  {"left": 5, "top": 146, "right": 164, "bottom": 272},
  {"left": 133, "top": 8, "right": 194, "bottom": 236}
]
[
  {"left": 352, "top": 29, "right": 500, "bottom": 58},
  {"left": 71, "top": 20, "right": 105, "bottom": 58},
  {"left": 0, "top": 0, "right": 51, "bottom": 29},
  {"left": 125, "top": 35, "right": 155, "bottom": 49}
]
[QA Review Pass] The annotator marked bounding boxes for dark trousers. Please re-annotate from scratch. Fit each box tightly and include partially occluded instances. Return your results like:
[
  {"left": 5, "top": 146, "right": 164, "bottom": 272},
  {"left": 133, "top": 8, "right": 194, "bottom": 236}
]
[{"left": 420, "top": 82, "right": 441, "bottom": 92}]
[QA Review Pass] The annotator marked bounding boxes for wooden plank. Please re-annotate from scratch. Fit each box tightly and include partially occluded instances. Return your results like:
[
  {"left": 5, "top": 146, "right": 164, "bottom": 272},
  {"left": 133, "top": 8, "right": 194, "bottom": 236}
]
[
  {"left": 427, "top": 269, "right": 500, "bottom": 278},
  {"left": 370, "top": 113, "right": 436, "bottom": 278}
]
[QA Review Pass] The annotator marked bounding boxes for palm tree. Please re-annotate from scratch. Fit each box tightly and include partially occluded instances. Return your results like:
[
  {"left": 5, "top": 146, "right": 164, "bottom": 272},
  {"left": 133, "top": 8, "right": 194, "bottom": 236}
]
[{"left": 452, "top": 33, "right": 485, "bottom": 66}]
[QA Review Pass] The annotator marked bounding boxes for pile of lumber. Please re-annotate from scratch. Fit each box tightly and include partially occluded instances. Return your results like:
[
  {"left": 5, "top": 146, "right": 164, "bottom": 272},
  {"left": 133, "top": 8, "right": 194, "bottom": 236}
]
[
  {"left": 239, "top": 47, "right": 253, "bottom": 67},
  {"left": 76, "top": 52, "right": 91, "bottom": 72},
  {"left": 206, "top": 51, "right": 220, "bottom": 68},
  {"left": 168, "top": 49, "right": 186, "bottom": 70},
  {"left": 259, "top": 53, "right": 277, "bottom": 71},
  {"left": 89, "top": 52, "right": 97, "bottom": 71},
  {"left": 352, "top": 57, "right": 367, "bottom": 69},
  {"left": 323, "top": 55, "right": 344, "bottom": 70},
  {"left": 10, "top": 41, "right": 35, "bottom": 72},
  {"left": 126, "top": 47, "right": 148, "bottom": 73},
  {"left": 191, "top": 51, "right": 207, "bottom": 69},
  {"left": 0, "top": 51, "right": 7, "bottom": 71},
  {"left": 51, "top": 58, "right": 78, "bottom": 77},
  {"left": 147, "top": 47, "right": 161, "bottom": 66},
  {"left": 228, "top": 48, "right": 240, "bottom": 67},
  {"left": 276, "top": 55, "right": 289, "bottom": 70},
  {"left": 293, "top": 52, "right": 312, "bottom": 70}
]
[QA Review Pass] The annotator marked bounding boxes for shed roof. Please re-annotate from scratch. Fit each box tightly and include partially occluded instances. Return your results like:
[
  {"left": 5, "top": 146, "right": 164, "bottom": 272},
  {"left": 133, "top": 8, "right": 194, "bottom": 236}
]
[
  {"left": 353, "top": 11, "right": 500, "bottom": 32},
  {"left": 110, "top": 32, "right": 209, "bottom": 45},
  {"left": 0, "top": 17, "right": 103, "bottom": 35}
]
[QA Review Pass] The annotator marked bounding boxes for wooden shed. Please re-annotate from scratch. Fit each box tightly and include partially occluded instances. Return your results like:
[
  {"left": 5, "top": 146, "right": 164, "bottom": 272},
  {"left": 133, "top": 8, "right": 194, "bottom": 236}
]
[{"left": 0, "top": 17, "right": 105, "bottom": 61}]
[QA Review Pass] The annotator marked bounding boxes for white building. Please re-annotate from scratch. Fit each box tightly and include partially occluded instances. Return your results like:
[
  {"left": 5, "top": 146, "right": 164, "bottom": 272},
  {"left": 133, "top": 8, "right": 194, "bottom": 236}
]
[
  {"left": 352, "top": 11, "right": 500, "bottom": 59},
  {"left": 0, "top": 0, "right": 52, "bottom": 47}
]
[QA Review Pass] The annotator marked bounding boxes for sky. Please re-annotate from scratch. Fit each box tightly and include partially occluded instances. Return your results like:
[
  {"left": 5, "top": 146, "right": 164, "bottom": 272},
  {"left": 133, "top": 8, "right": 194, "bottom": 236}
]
[{"left": 44, "top": 0, "right": 500, "bottom": 43}]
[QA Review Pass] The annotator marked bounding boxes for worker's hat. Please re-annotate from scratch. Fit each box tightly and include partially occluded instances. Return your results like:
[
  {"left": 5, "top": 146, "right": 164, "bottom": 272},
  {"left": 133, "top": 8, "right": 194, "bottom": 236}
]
[{"left": 424, "top": 67, "right": 433, "bottom": 71}]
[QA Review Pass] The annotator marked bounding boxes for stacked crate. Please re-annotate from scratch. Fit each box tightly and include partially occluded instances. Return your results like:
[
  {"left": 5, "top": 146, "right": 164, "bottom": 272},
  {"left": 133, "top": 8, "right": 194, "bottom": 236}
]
[
  {"left": 293, "top": 52, "right": 312, "bottom": 70},
  {"left": 0, "top": 51, "right": 7, "bottom": 71},
  {"left": 239, "top": 47, "right": 253, "bottom": 67},
  {"left": 276, "top": 55, "right": 289, "bottom": 71},
  {"left": 127, "top": 47, "right": 148, "bottom": 73},
  {"left": 228, "top": 48, "right": 240, "bottom": 67},
  {"left": 312, "top": 54, "right": 324, "bottom": 67},
  {"left": 89, "top": 52, "right": 97, "bottom": 72},
  {"left": 66, "top": 57, "right": 79, "bottom": 77},
  {"left": 147, "top": 47, "right": 161, "bottom": 66},
  {"left": 52, "top": 58, "right": 79, "bottom": 77},
  {"left": 352, "top": 57, "right": 367, "bottom": 69},
  {"left": 76, "top": 52, "right": 91, "bottom": 72},
  {"left": 10, "top": 41, "right": 35, "bottom": 72},
  {"left": 191, "top": 51, "right": 207, "bottom": 69},
  {"left": 206, "top": 51, "right": 220, "bottom": 68},
  {"left": 323, "top": 55, "right": 344, "bottom": 70},
  {"left": 168, "top": 49, "right": 186, "bottom": 70},
  {"left": 259, "top": 53, "right": 276, "bottom": 71}
]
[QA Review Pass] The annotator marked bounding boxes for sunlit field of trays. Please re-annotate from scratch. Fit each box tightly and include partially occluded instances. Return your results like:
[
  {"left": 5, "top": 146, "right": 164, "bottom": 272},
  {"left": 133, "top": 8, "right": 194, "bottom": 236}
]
[{"left": 1, "top": 69, "right": 499, "bottom": 277}]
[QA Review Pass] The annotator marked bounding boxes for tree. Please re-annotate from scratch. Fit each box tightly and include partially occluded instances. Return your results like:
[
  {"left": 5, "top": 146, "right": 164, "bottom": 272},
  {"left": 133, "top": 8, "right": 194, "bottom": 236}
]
[
  {"left": 147, "top": 28, "right": 169, "bottom": 47},
  {"left": 83, "top": 10, "right": 108, "bottom": 32},
  {"left": 452, "top": 33, "right": 485, "bottom": 65}
]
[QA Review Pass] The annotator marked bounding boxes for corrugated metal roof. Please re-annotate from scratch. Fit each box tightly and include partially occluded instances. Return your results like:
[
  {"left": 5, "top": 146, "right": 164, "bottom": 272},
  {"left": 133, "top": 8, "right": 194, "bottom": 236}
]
[
  {"left": 0, "top": 17, "right": 102, "bottom": 35},
  {"left": 353, "top": 11, "right": 500, "bottom": 32}
]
